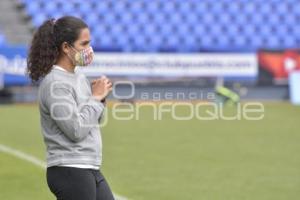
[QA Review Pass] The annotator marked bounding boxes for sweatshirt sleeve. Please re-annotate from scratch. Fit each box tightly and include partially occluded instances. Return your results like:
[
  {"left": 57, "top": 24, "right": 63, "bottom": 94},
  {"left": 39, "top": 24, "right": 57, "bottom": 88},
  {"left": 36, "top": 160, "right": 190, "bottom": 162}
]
[{"left": 44, "top": 83, "right": 105, "bottom": 142}]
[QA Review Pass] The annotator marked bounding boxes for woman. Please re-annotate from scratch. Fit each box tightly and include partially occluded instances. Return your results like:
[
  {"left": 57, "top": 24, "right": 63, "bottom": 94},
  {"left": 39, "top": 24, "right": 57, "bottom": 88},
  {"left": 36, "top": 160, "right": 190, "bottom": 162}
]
[{"left": 27, "top": 16, "right": 114, "bottom": 200}]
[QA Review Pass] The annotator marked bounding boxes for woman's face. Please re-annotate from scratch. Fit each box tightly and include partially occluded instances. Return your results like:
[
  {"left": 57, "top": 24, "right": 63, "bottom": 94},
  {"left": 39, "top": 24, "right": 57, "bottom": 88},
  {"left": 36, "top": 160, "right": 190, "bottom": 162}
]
[
  {"left": 63, "top": 27, "right": 93, "bottom": 66},
  {"left": 72, "top": 28, "right": 91, "bottom": 51}
]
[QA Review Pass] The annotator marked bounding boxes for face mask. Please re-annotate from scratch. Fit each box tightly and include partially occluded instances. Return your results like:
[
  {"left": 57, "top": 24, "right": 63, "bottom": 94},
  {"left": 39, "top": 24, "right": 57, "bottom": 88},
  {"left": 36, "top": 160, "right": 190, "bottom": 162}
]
[{"left": 69, "top": 45, "right": 94, "bottom": 66}]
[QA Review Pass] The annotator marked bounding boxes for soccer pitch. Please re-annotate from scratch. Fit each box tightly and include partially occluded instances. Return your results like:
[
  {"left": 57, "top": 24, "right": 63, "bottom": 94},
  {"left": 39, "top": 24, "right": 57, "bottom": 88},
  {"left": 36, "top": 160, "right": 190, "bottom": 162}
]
[{"left": 0, "top": 102, "right": 300, "bottom": 200}]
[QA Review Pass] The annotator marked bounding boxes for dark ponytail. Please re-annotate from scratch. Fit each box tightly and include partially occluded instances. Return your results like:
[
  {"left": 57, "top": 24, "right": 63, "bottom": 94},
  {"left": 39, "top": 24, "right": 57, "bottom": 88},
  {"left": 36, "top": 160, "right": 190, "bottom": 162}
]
[{"left": 27, "top": 16, "right": 88, "bottom": 82}]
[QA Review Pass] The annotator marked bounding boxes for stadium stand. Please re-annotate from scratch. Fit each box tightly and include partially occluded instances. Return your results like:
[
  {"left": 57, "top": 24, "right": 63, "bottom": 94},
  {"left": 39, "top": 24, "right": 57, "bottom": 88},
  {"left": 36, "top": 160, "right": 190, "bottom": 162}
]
[
  {"left": 0, "top": 0, "right": 32, "bottom": 45},
  {"left": 19, "top": 0, "right": 300, "bottom": 52}
]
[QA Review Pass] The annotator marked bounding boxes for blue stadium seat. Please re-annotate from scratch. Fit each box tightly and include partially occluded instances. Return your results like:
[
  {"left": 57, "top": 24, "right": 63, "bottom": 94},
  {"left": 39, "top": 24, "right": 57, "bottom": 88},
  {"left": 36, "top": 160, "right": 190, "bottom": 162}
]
[
  {"left": 85, "top": 13, "right": 99, "bottom": 26},
  {"left": 267, "top": 36, "right": 280, "bottom": 48},
  {"left": 161, "top": 1, "right": 176, "bottom": 13},
  {"left": 43, "top": 2, "right": 57, "bottom": 15},
  {"left": 32, "top": 13, "right": 47, "bottom": 27},
  {"left": 95, "top": 2, "right": 109, "bottom": 13},
  {"left": 24, "top": 1, "right": 41, "bottom": 16},
  {"left": 130, "top": 1, "right": 144, "bottom": 13},
  {"left": 194, "top": 26, "right": 206, "bottom": 35},
  {"left": 243, "top": 2, "right": 256, "bottom": 14},
  {"left": 146, "top": 1, "right": 161, "bottom": 13},
  {"left": 127, "top": 25, "right": 139, "bottom": 36},
  {"left": 217, "top": 36, "right": 230, "bottom": 46},
  {"left": 178, "top": 1, "right": 192, "bottom": 13},
  {"left": 112, "top": 1, "right": 126, "bottom": 13},
  {"left": 60, "top": 3, "right": 75, "bottom": 15},
  {"left": 185, "top": 14, "right": 198, "bottom": 25},
  {"left": 103, "top": 14, "right": 117, "bottom": 24},
  {"left": 119, "top": 13, "right": 133, "bottom": 24},
  {"left": 165, "top": 35, "right": 179, "bottom": 47},
  {"left": 78, "top": 3, "right": 92, "bottom": 13},
  {"left": 50, "top": 11, "right": 65, "bottom": 20}
]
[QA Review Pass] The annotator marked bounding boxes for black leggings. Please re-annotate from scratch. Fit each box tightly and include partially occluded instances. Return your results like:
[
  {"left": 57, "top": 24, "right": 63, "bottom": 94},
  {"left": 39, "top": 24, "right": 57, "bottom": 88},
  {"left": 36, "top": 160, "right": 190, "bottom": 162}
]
[{"left": 47, "top": 166, "right": 115, "bottom": 200}]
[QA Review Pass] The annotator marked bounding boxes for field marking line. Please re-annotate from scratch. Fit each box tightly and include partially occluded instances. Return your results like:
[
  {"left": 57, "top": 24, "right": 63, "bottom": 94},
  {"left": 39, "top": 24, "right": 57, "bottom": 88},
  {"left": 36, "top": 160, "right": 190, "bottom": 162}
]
[{"left": 0, "top": 144, "right": 128, "bottom": 200}]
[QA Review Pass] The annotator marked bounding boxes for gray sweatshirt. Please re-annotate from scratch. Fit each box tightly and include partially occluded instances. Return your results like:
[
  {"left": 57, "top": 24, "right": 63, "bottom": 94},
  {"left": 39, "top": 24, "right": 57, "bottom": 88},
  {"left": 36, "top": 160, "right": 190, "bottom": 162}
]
[{"left": 38, "top": 66, "right": 105, "bottom": 167}]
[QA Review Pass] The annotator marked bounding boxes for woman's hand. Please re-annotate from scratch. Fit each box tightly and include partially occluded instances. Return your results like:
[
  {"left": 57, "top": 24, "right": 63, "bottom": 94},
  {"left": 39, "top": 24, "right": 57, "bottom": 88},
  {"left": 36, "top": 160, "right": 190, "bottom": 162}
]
[{"left": 91, "top": 76, "right": 113, "bottom": 101}]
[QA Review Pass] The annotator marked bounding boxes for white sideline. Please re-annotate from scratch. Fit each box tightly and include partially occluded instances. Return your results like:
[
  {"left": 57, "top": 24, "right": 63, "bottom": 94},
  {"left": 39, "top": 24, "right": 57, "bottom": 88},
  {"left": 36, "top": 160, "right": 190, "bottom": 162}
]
[{"left": 0, "top": 144, "right": 128, "bottom": 200}]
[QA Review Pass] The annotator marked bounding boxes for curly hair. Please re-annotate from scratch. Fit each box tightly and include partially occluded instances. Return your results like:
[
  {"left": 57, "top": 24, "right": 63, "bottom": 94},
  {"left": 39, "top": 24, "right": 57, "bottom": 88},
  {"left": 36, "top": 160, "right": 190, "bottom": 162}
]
[{"left": 27, "top": 16, "right": 88, "bottom": 82}]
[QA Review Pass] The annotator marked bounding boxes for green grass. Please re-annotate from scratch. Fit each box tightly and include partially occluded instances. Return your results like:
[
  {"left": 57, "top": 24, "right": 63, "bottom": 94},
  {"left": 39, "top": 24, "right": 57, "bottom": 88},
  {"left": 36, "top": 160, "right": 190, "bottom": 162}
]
[{"left": 0, "top": 102, "right": 300, "bottom": 200}]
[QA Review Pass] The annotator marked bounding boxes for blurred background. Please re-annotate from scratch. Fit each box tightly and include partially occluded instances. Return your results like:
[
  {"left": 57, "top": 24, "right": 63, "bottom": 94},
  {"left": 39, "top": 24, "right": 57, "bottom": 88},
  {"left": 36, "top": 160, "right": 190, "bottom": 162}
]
[
  {"left": 0, "top": 0, "right": 300, "bottom": 103},
  {"left": 0, "top": 0, "right": 300, "bottom": 200}
]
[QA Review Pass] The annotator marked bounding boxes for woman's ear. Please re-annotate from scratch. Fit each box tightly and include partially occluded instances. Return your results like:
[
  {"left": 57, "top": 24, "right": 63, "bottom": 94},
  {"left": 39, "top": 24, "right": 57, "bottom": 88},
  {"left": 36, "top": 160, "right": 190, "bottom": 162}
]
[{"left": 61, "top": 42, "right": 70, "bottom": 55}]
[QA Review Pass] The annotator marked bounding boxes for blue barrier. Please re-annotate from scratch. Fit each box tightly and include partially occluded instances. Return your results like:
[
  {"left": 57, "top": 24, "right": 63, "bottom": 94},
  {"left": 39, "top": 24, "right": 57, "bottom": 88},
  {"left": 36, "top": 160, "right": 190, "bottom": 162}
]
[{"left": 0, "top": 46, "right": 30, "bottom": 87}]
